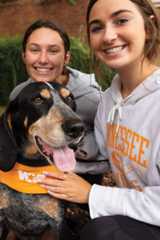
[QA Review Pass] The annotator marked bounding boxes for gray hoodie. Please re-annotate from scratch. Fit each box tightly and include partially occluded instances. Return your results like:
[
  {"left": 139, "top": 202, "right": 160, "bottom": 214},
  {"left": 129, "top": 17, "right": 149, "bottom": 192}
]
[
  {"left": 10, "top": 67, "right": 108, "bottom": 174},
  {"left": 90, "top": 68, "right": 160, "bottom": 226}
]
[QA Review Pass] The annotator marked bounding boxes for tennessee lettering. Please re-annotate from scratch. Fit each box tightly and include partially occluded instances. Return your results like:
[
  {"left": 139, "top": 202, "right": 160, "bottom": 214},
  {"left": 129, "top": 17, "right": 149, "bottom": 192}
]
[{"left": 107, "top": 123, "right": 149, "bottom": 168}]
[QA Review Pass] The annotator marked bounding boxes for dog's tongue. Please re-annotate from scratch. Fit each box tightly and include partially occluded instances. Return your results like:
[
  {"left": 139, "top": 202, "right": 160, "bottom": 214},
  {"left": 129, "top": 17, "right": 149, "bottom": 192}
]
[{"left": 53, "top": 146, "right": 76, "bottom": 172}]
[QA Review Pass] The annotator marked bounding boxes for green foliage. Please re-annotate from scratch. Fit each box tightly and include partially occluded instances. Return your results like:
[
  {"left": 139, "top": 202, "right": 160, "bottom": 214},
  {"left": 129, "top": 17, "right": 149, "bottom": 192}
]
[
  {"left": 0, "top": 36, "right": 114, "bottom": 105},
  {"left": 67, "top": 0, "right": 77, "bottom": 6},
  {"left": 0, "top": 36, "right": 27, "bottom": 105},
  {"left": 69, "top": 37, "right": 90, "bottom": 73}
]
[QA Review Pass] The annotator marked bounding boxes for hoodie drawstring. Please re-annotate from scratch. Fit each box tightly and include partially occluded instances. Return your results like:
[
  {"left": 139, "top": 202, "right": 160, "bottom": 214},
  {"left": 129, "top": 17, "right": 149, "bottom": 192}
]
[{"left": 107, "top": 102, "right": 122, "bottom": 135}]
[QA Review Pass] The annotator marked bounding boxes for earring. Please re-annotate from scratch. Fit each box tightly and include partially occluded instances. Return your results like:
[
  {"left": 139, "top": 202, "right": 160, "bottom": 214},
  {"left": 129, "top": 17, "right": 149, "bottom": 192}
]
[{"left": 150, "top": 15, "right": 155, "bottom": 20}]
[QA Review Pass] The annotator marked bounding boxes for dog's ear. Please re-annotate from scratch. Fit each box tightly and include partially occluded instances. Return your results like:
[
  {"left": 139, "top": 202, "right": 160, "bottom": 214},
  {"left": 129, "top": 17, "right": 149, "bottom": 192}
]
[{"left": 0, "top": 110, "right": 17, "bottom": 171}]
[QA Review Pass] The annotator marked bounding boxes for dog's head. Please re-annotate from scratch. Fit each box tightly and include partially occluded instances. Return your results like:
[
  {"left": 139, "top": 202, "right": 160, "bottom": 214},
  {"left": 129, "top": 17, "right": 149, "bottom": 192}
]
[{"left": 0, "top": 82, "right": 85, "bottom": 172}]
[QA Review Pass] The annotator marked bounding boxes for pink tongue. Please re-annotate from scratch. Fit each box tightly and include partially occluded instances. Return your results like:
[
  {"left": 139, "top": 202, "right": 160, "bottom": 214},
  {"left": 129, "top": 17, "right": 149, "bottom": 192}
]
[{"left": 53, "top": 146, "right": 76, "bottom": 172}]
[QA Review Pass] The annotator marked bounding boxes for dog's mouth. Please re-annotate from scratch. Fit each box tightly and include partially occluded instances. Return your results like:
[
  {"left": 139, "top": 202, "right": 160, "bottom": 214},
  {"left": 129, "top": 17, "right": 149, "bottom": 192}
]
[{"left": 34, "top": 136, "right": 76, "bottom": 172}]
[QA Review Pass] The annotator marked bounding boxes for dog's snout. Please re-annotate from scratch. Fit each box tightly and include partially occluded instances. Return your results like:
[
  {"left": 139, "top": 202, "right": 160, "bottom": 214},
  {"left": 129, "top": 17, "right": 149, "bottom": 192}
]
[{"left": 62, "top": 121, "right": 85, "bottom": 139}]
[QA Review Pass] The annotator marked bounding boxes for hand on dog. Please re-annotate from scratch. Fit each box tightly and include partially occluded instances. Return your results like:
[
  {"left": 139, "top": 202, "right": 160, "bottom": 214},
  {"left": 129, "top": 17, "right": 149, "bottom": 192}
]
[{"left": 39, "top": 172, "right": 92, "bottom": 204}]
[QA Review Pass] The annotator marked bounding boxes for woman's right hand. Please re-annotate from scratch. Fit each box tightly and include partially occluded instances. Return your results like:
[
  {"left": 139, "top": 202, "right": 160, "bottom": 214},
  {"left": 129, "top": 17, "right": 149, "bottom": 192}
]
[{"left": 39, "top": 171, "right": 92, "bottom": 204}]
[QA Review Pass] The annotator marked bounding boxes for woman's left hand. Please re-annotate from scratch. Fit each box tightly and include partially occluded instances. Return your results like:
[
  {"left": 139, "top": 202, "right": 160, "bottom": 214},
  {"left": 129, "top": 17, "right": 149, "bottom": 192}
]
[{"left": 39, "top": 171, "right": 92, "bottom": 203}]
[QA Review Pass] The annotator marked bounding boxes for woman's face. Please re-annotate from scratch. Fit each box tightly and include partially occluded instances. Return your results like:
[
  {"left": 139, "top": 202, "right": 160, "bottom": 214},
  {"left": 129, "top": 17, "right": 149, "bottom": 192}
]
[
  {"left": 22, "top": 27, "right": 70, "bottom": 82},
  {"left": 88, "top": 0, "right": 147, "bottom": 71}
]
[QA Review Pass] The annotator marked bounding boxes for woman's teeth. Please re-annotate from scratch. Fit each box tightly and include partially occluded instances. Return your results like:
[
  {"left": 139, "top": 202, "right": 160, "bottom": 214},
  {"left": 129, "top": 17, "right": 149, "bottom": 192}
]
[
  {"left": 105, "top": 46, "right": 124, "bottom": 54},
  {"left": 35, "top": 67, "right": 52, "bottom": 73}
]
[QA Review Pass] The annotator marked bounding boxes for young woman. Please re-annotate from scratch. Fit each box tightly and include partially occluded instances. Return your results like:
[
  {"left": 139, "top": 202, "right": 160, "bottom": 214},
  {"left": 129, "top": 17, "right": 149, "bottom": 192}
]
[
  {"left": 10, "top": 19, "right": 107, "bottom": 174},
  {"left": 39, "top": 1, "right": 160, "bottom": 239}
]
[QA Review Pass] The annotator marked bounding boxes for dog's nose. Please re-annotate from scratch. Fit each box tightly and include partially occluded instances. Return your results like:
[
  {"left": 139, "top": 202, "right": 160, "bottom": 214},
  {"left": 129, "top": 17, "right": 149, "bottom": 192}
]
[{"left": 62, "top": 121, "right": 85, "bottom": 139}]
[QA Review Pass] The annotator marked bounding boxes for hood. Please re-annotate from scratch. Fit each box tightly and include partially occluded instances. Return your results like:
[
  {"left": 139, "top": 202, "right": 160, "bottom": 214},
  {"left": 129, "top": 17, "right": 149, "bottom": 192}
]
[
  {"left": 66, "top": 66, "right": 101, "bottom": 99},
  {"left": 108, "top": 68, "right": 160, "bottom": 125}
]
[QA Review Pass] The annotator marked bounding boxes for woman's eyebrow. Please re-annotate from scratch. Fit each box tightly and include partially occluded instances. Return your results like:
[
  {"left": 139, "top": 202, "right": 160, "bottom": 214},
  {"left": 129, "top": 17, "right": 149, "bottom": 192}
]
[
  {"left": 112, "top": 9, "right": 133, "bottom": 17},
  {"left": 28, "top": 43, "right": 60, "bottom": 48},
  {"left": 89, "top": 9, "right": 132, "bottom": 27}
]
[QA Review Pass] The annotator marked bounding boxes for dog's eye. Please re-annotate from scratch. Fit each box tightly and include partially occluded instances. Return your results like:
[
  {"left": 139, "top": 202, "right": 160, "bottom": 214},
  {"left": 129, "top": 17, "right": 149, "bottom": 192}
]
[{"left": 33, "top": 97, "right": 44, "bottom": 105}]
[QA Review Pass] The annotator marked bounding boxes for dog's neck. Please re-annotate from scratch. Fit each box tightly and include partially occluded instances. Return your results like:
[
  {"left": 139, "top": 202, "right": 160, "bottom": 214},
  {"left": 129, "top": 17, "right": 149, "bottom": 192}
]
[{"left": 0, "top": 162, "right": 59, "bottom": 194}]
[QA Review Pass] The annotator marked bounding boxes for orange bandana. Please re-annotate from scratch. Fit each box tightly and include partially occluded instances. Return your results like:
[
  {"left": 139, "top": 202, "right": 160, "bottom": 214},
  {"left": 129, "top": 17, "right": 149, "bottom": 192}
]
[{"left": 0, "top": 163, "right": 60, "bottom": 194}]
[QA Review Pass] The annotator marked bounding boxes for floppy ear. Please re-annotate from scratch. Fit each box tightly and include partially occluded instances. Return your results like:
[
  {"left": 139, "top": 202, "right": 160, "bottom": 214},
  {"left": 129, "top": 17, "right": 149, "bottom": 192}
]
[{"left": 0, "top": 110, "right": 17, "bottom": 171}]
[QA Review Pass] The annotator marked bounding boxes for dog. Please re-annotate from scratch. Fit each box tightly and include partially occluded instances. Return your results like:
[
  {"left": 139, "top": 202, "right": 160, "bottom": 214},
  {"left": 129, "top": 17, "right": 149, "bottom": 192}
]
[{"left": 0, "top": 82, "right": 85, "bottom": 240}]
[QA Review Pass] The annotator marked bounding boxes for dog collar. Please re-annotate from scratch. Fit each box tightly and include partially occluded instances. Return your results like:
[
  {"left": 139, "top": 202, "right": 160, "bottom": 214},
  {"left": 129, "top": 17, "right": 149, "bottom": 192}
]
[{"left": 0, "top": 162, "right": 60, "bottom": 194}]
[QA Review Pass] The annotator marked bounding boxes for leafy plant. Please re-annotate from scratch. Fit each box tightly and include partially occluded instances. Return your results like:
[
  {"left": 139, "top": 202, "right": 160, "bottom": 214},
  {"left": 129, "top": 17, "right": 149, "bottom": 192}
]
[
  {"left": 69, "top": 37, "right": 90, "bottom": 72},
  {"left": 67, "top": 0, "right": 77, "bottom": 6},
  {"left": 0, "top": 36, "right": 27, "bottom": 105}
]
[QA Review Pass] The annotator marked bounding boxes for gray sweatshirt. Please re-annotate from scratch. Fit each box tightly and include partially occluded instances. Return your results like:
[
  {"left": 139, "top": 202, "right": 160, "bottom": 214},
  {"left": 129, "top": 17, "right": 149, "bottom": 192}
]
[
  {"left": 10, "top": 67, "right": 108, "bottom": 174},
  {"left": 90, "top": 68, "right": 160, "bottom": 226}
]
